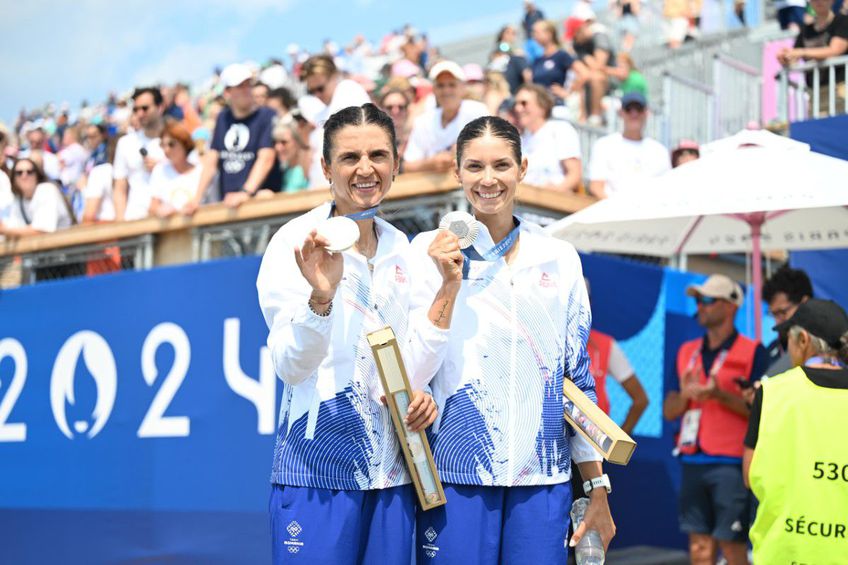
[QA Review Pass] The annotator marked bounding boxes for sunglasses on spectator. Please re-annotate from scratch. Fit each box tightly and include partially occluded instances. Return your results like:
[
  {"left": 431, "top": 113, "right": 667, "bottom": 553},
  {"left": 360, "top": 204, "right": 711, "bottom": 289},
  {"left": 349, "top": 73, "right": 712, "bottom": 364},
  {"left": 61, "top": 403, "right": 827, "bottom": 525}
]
[
  {"left": 515, "top": 99, "right": 531, "bottom": 107},
  {"left": 623, "top": 104, "right": 646, "bottom": 114},
  {"left": 307, "top": 84, "right": 326, "bottom": 96},
  {"left": 695, "top": 296, "right": 720, "bottom": 306},
  {"left": 161, "top": 140, "right": 180, "bottom": 149},
  {"left": 384, "top": 104, "right": 408, "bottom": 112},
  {"left": 14, "top": 168, "right": 35, "bottom": 177},
  {"left": 274, "top": 139, "right": 290, "bottom": 146},
  {"left": 769, "top": 304, "right": 796, "bottom": 320},
  {"left": 133, "top": 105, "right": 152, "bottom": 114}
]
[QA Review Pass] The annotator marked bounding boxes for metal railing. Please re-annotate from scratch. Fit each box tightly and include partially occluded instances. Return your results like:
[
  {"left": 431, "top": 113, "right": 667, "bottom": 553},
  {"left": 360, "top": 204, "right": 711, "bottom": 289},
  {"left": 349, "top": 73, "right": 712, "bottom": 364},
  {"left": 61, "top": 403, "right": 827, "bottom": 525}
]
[
  {"left": 778, "top": 54, "right": 848, "bottom": 122},
  {"left": 714, "top": 53, "right": 762, "bottom": 137},
  {"left": 660, "top": 71, "right": 716, "bottom": 146}
]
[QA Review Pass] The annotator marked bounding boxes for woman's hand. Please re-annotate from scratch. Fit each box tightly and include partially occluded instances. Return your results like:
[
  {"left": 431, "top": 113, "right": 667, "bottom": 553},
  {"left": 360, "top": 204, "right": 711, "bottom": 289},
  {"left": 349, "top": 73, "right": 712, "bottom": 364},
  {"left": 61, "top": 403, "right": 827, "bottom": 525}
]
[
  {"left": 294, "top": 229, "right": 344, "bottom": 298},
  {"left": 405, "top": 390, "right": 438, "bottom": 432},
  {"left": 571, "top": 491, "right": 616, "bottom": 551},
  {"left": 428, "top": 230, "right": 464, "bottom": 287}
]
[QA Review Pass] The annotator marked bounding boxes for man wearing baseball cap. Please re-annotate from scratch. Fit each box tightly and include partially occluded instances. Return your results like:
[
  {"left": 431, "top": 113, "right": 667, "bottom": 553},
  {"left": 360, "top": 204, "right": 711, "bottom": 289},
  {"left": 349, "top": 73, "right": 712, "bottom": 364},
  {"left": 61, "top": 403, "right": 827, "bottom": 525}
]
[
  {"left": 663, "top": 274, "right": 768, "bottom": 564},
  {"left": 744, "top": 299, "right": 848, "bottom": 562},
  {"left": 403, "top": 60, "right": 489, "bottom": 173}
]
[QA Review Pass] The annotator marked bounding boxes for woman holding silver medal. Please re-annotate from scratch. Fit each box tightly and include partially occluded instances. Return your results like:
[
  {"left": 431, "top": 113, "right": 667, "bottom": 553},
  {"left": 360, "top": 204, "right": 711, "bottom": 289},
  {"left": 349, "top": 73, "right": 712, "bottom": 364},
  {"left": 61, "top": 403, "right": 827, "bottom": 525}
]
[
  {"left": 256, "top": 103, "right": 464, "bottom": 564},
  {"left": 406, "top": 115, "right": 616, "bottom": 563}
]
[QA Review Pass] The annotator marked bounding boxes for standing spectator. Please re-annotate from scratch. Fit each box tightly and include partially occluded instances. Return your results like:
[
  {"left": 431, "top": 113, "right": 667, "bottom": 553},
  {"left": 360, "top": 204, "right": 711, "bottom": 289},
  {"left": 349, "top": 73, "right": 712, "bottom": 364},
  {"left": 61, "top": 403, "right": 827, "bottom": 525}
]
[
  {"left": 81, "top": 136, "right": 119, "bottom": 224},
  {"left": 83, "top": 123, "right": 108, "bottom": 174},
  {"left": 571, "top": 7, "right": 617, "bottom": 126},
  {"left": 762, "top": 265, "right": 814, "bottom": 376},
  {"left": 186, "top": 63, "right": 281, "bottom": 212},
  {"left": 514, "top": 84, "right": 582, "bottom": 193},
  {"left": 149, "top": 121, "right": 201, "bottom": 217},
  {"left": 403, "top": 61, "right": 488, "bottom": 173},
  {"left": 522, "top": 0, "right": 546, "bottom": 61},
  {"left": 777, "top": 0, "right": 848, "bottom": 116},
  {"left": 743, "top": 299, "right": 848, "bottom": 562},
  {"left": 488, "top": 25, "right": 531, "bottom": 95},
  {"left": 113, "top": 87, "right": 166, "bottom": 220},
  {"left": 299, "top": 55, "right": 370, "bottom": 187},
  {"left": 378, "top": 84, "right": 414, "bottom": 167},
  {"left": 663, "top": 274, "right": 768, "bottom": 565},
  {"left": 530, "top": 20, "right": 574, "bottom": 102},
  {"left": 671, "top": 139, "right": 700, "bottom": 168},
  {"left": 1, "top": 158, "right": 74, "bottom": 237},
  {"left": 252, "top": 82, "right": 271, "bottom": 107},
  {"left": 774, "top": 0, "right": 808, "bottom": 32},
  {"left": 271, "top": 121, "right": 310, "bottom": 193},
  {"left": 588, "top": 92, "right": 670, "bottom": 198},
  {"left": 58, "top": 125, "right": 88, "bottom": 190},
  {"left": 585, "top": 278, "right": 649, "bottom": 434}
]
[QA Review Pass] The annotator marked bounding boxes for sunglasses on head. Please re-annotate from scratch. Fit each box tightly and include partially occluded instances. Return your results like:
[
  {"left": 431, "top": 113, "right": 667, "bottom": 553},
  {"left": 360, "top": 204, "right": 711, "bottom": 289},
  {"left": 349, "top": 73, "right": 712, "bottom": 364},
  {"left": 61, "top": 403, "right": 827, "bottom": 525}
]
[{"left": 695, "top": 296, "right": 720, "bottom": 306}]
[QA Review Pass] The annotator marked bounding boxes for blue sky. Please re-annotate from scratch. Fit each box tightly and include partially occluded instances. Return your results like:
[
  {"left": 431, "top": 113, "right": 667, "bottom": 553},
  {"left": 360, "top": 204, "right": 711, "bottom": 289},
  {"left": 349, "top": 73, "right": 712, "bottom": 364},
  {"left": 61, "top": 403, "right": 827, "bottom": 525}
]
[{"left": 0, "top": 0, "right": 573, "bottom": 124}]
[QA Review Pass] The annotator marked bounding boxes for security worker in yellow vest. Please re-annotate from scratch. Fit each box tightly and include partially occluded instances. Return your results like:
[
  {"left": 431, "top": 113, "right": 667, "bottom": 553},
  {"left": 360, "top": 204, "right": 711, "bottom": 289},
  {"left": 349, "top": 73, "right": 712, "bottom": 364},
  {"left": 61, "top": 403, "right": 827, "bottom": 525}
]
[{"left": 743, "top": 299, "right": 848, "bottom": 564}]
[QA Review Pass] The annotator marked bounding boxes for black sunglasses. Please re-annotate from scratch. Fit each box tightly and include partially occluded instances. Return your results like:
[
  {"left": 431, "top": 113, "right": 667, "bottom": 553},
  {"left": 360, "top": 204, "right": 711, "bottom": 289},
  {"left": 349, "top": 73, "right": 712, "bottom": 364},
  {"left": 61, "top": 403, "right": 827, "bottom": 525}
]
[
  {"left": 695, "top": 296, "right": 719, "bottom": 306},
  {"left": 14, "top": 168, "right": 36, "bottom": 177},
  {"left": 133, "top": 104, "right": 152, "bottom": 114},
  {"left": 307, "top": 84, "right": 325, "bottom": 96}
]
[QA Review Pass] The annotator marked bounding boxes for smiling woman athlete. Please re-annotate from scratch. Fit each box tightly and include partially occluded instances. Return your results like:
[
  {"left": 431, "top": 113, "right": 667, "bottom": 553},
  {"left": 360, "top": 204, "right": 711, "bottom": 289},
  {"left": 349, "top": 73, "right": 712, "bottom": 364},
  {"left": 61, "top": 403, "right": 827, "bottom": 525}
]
[{"left": 256, "top": 103, "right": 464, "bottom": 564}]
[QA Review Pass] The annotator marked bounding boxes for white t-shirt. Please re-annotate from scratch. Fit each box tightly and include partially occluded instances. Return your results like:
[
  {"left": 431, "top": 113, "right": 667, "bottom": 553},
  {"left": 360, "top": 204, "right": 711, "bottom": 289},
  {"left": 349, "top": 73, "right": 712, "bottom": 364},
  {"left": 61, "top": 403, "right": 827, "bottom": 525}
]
[
  {"left": 521, "top": 119, "right": 581, "bottom": 187},
  {"left": 59, "top": 142, "right": 89, "bottom": 187},
  {"left": 112, "top": 130, "right": 165, "bottom": 220},
  {"left": 20, "top": 148, "right": 62, "bottom": 181},
  {"left": 83, "top": 163, "right": 115, "bottom": 222},
  {"left": 149, "top": 162, "right": 202, "bottom": 210},
  {"left": 589, "top": 132, "right": 670, "bottom": 196},
  {"left": 607, "top": 340, "right": 635, "bottom": 383},
  {"left": 404, "top": 99, "right": 489, "bottom": 162},
  {"left": 307, "top": 79, "right": 372, "bottom": 187},
  {"left": 0, "top": 170, "right": 11, "bottom": 210},
  {"left": 7, "top": 182, "right": 73, "bottom": 232}
]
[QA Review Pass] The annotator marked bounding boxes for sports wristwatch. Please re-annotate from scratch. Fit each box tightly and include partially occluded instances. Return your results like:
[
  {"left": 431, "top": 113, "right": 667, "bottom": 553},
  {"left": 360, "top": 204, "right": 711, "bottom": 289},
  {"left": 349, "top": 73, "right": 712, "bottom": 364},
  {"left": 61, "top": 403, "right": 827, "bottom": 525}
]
[{"left": 583, "top": 473, "right": 612, "bottom": 495}]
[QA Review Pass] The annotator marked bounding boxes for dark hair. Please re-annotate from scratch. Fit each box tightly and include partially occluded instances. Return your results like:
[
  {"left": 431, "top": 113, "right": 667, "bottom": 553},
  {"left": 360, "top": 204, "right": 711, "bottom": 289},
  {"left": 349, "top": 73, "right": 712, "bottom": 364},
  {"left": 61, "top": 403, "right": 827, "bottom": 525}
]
[
  {"left": 840, "top": 332, "right": 848, "bottom": 365},
  {"left": 11, "top": 157, "right": 48, "bottom": 197},
  {"left": 268, "top": 87, "right": 297, "bottom": 111},
  {"left": 517, "top": 83, "right": 554, "bottom": 119},
  {"left": 322, "top": 103, "right": 397, "bottom": 164},
  {"left": 132, "top": 87, "right": 164, "bottom": 106},
  {"left": 763, "top": 265, "right": 814, "bottom": 305},
  {"left": 456, "top": 115, "right": 522, "bottom": 166},
  {"left": 253, "top": 81, "right": 270, "bottom": 94}
]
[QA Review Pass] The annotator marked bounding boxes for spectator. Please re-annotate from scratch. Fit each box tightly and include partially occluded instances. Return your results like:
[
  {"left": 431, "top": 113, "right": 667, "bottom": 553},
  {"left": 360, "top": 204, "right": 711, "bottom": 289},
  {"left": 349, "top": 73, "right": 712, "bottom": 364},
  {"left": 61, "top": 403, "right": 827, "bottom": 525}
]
[
  {"left": 514, "top": 84, "right": 582, "bottom": 193},
  {"left": 588, "top": 92, "right": 670, "bottom": 198},
  {"left": 522, "top": 0, "right": 546, "bottom": 61},
  {"left": 604, "top": 52, "right": 648, "bottom": 97},
  {"left": 774, "top": 0, "right": 808, "bottom": 32},
  {"left": 671, "top": 139, "right": 700, "bottom": 167},
  {"left": 570, "top": 7, "right": 617, "bottom": 126},
  {"left": 252, "top": 82, "right": 271, "bottom": 107},
  {"left": 762, "top": 265, "right": 814, "bottom": 377},
  {"left": 530, "top": 20, "right": 573, "bottom": 102},
  {"left": 81, "top": 136, "right": 119, "bottom": 224},
  {"left": 21, "top": 121, "right": 61, "bottom": 180},
  {"left": 663, "top": 274, "right": 768, "bottom": 565},
  {"left": 83, "top": 123, "right": 108, "bottom": 174},
  {"left": 481, "top": 71, "right": 512, "bottom": 115},
  {"left": 0, "top": 122, "right": 12, "bottom": 171},
  {"left": 403, "top": 61, "right": 488, "bottom": 173},
  {"left": 378, "top": 83, "right": 413, "bottom": 166},
  {"left": 1, "top": 158, "right": 74, "bottom": 237},
  {"left": 174, "top": 83, "right": 202, "bottom": 132},
  {"left": 585, "top": 278, "right": 649, "bottom": 434},
  {"left": 463, "top": 63, "right": 486, "bottom": 101},
  {"left": 162, "top": 85, "right": 185, "bottom": 122},
  {"left": 186, "top": 63, "right": 281, "bottom": 213},
  {"left": 488, "top": 25, "right": 531, "bottom": 95},
  {"left": 613, "top": 0, "right": 641, "bottom": 53},
  {"left": 113, "top": 87, "right": 166, "bottom": 220},
  {"left": 266, "top": 87, "right": 297, "bottom": 118},
  {"left": 298, "top": 55, "right": 370, "bottom": 187},
  {"left": 777, "top": 0, "right": 848, "bottom": 116},
  {"left": 149, "top": 121, "right": 201, "bottom": 217},
  {"left": 743, "top": 299, "right": 848, "bottom": 562},
  {"left": 664, "top": 0, "right": 692, "bottom": 49},
  {"left": 58, "top": 124, "right": 88, "bottom": 190},
  {"left": 271, "top": 120, "right": 310, "bottom": 193}
]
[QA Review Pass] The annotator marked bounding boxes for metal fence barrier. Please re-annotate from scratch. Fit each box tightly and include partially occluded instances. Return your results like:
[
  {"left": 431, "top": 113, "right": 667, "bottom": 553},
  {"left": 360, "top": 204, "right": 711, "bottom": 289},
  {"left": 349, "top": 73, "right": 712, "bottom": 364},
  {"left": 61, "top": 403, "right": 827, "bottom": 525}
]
[
  {"left": 714, "top": 53, "right": 762, "bottom": 137},
  {"left": 778, "top": 54, "right": 848, "bottom": 122},
  {"left": 661, "top": 71, "right": 716, "bottom": 146}
]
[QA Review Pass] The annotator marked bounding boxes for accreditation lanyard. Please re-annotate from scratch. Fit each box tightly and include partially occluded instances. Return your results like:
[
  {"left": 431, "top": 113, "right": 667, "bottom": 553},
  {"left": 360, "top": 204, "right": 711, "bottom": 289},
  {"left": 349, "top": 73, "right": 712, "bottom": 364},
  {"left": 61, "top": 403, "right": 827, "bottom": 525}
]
[
  {"left": 329, "top": 202, "right": 380, "bottom": 220},
  {"left": 677, "top": 346, "right": 729, "bottom": 453},
  {"left": 460, "top": 218, "right": 521, "bottom": 279},
  {"left": 805, "top": 356, "right": 846, "bottom": 368}
]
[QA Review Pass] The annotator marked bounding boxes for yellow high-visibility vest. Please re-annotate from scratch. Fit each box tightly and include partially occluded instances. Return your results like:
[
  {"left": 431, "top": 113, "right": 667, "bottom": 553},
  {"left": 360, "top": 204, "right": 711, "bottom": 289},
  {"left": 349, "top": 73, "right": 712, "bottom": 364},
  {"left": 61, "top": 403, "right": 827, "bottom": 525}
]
[{"left": 749, "top": 366, "right": 848, "bottom": 564}]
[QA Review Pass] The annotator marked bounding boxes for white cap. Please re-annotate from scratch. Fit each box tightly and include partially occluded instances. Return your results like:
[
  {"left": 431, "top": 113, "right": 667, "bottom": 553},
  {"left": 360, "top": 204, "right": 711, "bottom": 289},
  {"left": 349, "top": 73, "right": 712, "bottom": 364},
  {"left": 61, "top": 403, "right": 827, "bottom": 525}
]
[
  {"left": 428, "top": 60, "right": 466, "bottom": 82},
  {"left": 686, "top": 274, "right": 744, "bottom": 307},
  {"left": 571, "top": 2, "right": 596, "bottom": 21},
  {"left": 220, "top": 63, "right": 253, "bottom": 88}
]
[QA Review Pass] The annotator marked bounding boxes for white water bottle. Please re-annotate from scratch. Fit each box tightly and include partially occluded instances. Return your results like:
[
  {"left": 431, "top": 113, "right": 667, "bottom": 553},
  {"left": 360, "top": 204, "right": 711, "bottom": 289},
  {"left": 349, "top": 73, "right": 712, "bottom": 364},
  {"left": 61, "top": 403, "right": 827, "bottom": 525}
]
[{"left": 570, "top": 497, "right": 605, "bottom": 565}]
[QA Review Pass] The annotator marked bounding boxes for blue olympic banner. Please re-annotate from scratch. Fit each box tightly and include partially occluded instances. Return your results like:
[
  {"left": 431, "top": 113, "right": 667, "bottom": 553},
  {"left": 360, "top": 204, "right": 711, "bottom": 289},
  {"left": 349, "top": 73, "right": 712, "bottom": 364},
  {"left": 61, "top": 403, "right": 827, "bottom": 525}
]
[{"left": 1, "top": 252, "right": 768, "bottom": 561}]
